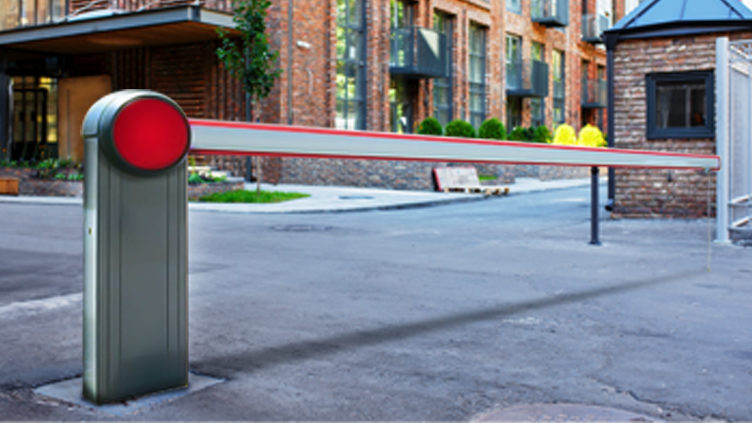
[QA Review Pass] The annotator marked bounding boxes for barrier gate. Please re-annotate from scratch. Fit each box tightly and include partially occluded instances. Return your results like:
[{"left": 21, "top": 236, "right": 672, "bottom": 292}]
[{"left": 82, "top": 90, "right": 720, "bottom": 404}]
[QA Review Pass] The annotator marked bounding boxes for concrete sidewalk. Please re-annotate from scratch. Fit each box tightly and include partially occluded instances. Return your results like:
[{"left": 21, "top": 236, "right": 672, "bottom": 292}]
[{"left": 0, "top": 177, "right": 600, "bottom": 213}]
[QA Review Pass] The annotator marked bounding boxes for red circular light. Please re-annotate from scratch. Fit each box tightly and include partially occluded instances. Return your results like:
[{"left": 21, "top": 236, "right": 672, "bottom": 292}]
[{"left": 112, "top": 98, "right": 189, "bottom": 171}]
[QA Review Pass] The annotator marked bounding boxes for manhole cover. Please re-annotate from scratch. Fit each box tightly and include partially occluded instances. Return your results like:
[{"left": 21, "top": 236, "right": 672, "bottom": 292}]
[
  {"left": 475, "top": 404, "right": 664, "bottom": 422},
  {"left": 339, "top": 195, "right": 374, "bottom": 200},
  {"left": 271, "top": 225, "right": 333, "bottom": 232}
]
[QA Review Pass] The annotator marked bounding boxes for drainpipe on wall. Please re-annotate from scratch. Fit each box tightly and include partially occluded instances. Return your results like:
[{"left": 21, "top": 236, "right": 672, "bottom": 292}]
[
  {"left": 0, "top": 53, "right": 9, "bottom": 161},
  {"left": 604, "top": 32, "right": 618, "bottom": 211},
  {"left": 287, "top": 0, "right": 293, "bottom": 125}
]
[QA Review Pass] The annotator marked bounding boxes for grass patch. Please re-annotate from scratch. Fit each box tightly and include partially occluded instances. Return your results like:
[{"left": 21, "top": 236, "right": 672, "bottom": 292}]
[
  {"left": 478, "top": 175, "right": 497, "bottom": 182},
  {"left": 199, "top": 189, "right": 310, "bottom": 203}
]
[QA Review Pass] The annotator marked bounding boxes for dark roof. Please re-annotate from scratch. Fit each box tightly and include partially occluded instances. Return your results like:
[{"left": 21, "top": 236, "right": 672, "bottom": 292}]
[{"left": 606, "top": 0, "right": 752, "bottom": 39}]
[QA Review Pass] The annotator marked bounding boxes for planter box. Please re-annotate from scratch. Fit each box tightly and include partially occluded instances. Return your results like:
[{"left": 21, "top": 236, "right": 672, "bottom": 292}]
[
  {"left": 0, "top": 177, "right": 19, "bottom": 196},
  {"left": 188, "top": 180, "right": 245, "bottom": 200},
  {"left": 1, "top": 167, "right": 83, "bottom": 197}
]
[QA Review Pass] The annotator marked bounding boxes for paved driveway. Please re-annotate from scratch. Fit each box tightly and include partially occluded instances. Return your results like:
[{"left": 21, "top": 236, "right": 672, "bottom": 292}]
[{"left": 0, "top": 186, "right": 750, "bottom": 421}]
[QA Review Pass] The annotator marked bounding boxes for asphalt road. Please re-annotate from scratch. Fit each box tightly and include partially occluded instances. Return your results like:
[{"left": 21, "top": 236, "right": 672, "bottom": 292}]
[{"left": 0, "top": 186, "right": 750, "bottom": 421}]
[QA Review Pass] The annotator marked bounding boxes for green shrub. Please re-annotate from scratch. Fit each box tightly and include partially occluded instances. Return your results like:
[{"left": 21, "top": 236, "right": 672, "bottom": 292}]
[
  {"left": 578, "top": 124, "right": 607, "bottom": 148},
  {"left": 416, "top": 117, "right": 443, "bottom": 136},
  {"left": 444, "top": 119, "right": 476, "bottom": 138},
  {"left": 478, "top": 118, "right": 506, "bottom": 140},
  {"left": 508, "top": 126, "right": 528, "bottom": 141},
  {"left": 533, "top": 125, "right": 553, "bottom": 144},
  {"left": 552, "top": 124, "right": 577, "bottom": 146},
  {"left": 188, "top": 173, "right": 204, "bottom": 185}
]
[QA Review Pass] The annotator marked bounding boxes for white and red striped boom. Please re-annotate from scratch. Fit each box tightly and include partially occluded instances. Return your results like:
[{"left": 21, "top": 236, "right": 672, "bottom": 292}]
[{"left": 189, "top": 120, "right": 720, "bottom": 171}]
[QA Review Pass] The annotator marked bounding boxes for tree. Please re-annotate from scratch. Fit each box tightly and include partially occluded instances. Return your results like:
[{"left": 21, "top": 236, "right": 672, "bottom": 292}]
[{"left": 216, "top": 0, "right": 281, "bottom": 193}]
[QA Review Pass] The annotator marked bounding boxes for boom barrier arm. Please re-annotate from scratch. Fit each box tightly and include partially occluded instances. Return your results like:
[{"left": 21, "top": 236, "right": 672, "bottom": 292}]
[{"left": 189, "top": 119, "right": 721, "bottom": 171}]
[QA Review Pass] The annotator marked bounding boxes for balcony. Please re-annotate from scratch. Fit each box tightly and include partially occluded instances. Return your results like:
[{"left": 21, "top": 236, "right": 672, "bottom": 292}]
[
  {"left": 582, "top": 13, "right": 611, "bottom": 44},
  {"left": 581, "top": 78, "right": 607, "bottom": 108},
  {"left": 507, "top": 59, "right": 549, "bottom": 98},
  {"left": 531, "top": 0, "right": 568, "bottom": 28},
  {"left": 390, "top": 26, "right": 448, "bottom": 79}
]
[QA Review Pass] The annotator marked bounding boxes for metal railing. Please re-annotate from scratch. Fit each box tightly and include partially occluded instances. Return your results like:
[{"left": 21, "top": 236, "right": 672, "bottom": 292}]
[
  {"left": 0, "top": 0, "right": 66, "bottom": 30},
  {"left": 531, "top": 0, "right": 569, "bottom": 27},
  {"left": 581, "top": 78, "right": 607, "bottom": 108},
  {"left": 390, "top": 26, "right": 448, "bottom": 79},
  {"left": 507, "top": 59, "right": 549, "bottom": 98},
  {"left": 582, "top": 13, "right": 610, "bottom": 44}
]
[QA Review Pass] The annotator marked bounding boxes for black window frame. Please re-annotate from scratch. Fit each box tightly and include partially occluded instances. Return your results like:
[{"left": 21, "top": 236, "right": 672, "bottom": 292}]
[
  {"left": 507, "top": 0, "right": 522, "bottom": 14},
  {"left": 335, "top": 0, "right": 367, "bottom": 131},
  {"left": 468, "top": 23, "right": 487, "bottom": 129},
  {"left": 507, "top": 97, "right": 522, "bottom": 130},
  {"left": 432, "top": 11, "right": 454, "bottom": 126},
  {"left": 646, "top": 70, "right": 715, "bottom": 140},
  {"left": 552, "top": 49, "right": 565, "bottom": 125}
]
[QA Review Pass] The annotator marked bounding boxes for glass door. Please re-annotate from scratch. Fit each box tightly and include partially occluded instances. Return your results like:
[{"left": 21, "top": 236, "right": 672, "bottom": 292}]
[{"left": 11, "top": 77, "right": 55, "bottom": 162}]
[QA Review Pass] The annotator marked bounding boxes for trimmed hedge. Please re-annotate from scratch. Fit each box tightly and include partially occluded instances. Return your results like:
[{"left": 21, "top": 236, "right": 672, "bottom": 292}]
[
  {"left": 444, "top": 119, "right": 476, "bottom": 138},
  {"left": 578, "top": 124, "right": 607, "bottom": 147},
  {"left": 533, "top": 125, "right": 552, "bottom": 143},
  {"left": 416, "top": 117, "right": 443, "bottom": 136},
  {"left": 508, "top": 126, "right": 528, "bottom": 141},
  {"left": 478, "top": 118, "right": 506, "bottom": 140},
  {"left": 552, "top": 124, "right": 577, "bottom": 146}
]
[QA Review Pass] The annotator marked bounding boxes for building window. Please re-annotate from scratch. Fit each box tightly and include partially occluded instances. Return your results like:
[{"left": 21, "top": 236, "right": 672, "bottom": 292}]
[
  {"left": 507, "top": 97, "right": 522, "bottom": 130},
  {"left": 530, "top": 98, "right": 543, "bottom": 127},
  {"left": 9, "top": 76, "right": 58, "bottom": 161},
  {"left": 468, "top": 24, "right": 486, "bottom": 129},
  {"left": 552, "top": 49, "right": 565, "bottom": 125},
  {"left": 390, "top": 77, "right": 411, "bottom": 134},
  {"left": 335, "top": 0, "right": 365, "bottom": 130},
  {"left": 507, "top": 0, "right": 522, "bottom": 14},
  {"left": 505, "top": 34, "right": 522, "bottom": 90},
  {"left": 433, "top": 12, "right": 453, "bottom": 126},
  {"left": 529, "top": 42, "right": 545, "bottom": 127},
  {"left": 646, "top": 71, "right": 714, "bottom": 139}
]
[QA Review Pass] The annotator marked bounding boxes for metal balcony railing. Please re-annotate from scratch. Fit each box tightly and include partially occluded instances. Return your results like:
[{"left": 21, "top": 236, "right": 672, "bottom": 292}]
[
  {"left": 507, "top": 59, "right": 549, "bottom": 98},
  {"left": 582, "top": 13, "right": 611, "bottom": 44},
  {"left": 1, "top": 0, "right": 66, "bottom": 30},
  {"left": 531, "top": 0, "right": 569, "bottom": 27},
  {"left": 581, "top": 78, "right": 607, "bottom": 108},
  {"left": 390, "top": 26, "right": 448, "bottom": 79}
]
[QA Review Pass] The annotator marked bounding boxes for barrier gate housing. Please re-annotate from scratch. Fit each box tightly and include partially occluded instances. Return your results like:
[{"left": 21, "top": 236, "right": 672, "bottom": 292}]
[
  {"left": 82, "top": 90, "right": 720, "bottom": 404},
  {"left": 717, "top": 37, "right": 752, "bottom": 243}
]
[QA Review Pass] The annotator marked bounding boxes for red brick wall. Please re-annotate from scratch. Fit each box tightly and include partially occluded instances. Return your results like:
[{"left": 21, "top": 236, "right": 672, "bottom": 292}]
[{"left": 612, "top": 31, "right": 752, "bottom": 218}]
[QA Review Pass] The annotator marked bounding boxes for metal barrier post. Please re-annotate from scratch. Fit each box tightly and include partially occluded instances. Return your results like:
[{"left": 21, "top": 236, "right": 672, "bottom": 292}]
[
  {"left": 81, "top": 91, "right": 191, "bottom": 404},
  {"left": 590, "top": 166, "right": 601, "bottom": 245},
  {"left": 715, "top": 37, "right": 730, "bottom": 243}
]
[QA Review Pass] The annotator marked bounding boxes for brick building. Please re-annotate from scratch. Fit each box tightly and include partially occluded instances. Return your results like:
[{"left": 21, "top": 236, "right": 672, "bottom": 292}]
[
  {"left": 604, "top": 0, "right": 752, "bottom": 218},
  {"left": 0, "top": 0, "right": 638, "bottom": 190}
]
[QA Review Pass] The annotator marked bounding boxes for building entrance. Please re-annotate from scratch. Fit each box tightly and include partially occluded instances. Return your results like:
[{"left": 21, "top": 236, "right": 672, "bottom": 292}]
[{"left": 10, "top": 77, "right": 57, "bottom": 162}]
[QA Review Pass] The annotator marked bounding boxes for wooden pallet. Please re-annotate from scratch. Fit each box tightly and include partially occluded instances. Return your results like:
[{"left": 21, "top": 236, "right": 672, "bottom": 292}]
[
  {"left": 443, "top": 186, "right": 509, "bottom": 196},
  {"left": 0, "top": 177, "right": 19, "bottom": 196}
]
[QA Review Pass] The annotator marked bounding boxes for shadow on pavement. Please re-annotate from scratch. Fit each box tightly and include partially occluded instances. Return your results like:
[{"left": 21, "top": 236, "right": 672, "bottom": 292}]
[{"left": 194, "top": 270, "right": 701, "bottom": 375}]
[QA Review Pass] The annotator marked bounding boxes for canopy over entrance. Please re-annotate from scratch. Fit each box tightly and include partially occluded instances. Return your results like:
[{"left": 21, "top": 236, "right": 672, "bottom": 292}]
[{"left": 0, "top": 6, "right": 235, "bottom": 62}]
